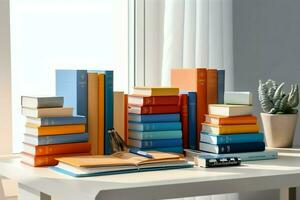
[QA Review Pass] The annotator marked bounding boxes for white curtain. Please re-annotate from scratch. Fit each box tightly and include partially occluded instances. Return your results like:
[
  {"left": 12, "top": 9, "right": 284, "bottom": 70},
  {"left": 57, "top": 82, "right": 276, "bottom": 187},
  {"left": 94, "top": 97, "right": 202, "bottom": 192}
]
[{"left": 161, "top": 0, "right": 236, "bottom": 200}]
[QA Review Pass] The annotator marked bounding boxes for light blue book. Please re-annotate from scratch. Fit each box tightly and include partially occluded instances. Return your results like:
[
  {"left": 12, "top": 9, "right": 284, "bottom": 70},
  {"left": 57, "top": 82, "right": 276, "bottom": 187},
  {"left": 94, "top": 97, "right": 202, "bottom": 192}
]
[
  {"left": 128, "top": 130, "right": 182, "bottom": 140},
  {"left": 128, "top": 113, "right": 180, "bottom": 123},
  {"left": 128, "top": 122, "right": 182, "bottom": 132},
  {"left": 201, "top": 132, "right": 264, "bottom": 144},
  {"left": 24, "top": 133, "right": 88, "bottom": 146},
  {"left": 56, "top": 70, "right": 88, "bottom": 116},
  {"left": 128, "top": 138, "right": 182, "bottom": 148},
  {"left": 131, "top": 146, "right": 184, "bottom": 154},
  {"left": 27, "top": 116, "right": 86, "bottom": 126}
]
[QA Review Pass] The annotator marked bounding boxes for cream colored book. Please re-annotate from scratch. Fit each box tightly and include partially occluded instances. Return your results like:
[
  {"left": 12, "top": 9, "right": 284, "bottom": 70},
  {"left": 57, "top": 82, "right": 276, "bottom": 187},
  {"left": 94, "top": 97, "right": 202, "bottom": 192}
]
[
  {"left": 208, "top": 104, "right": 252, "bottom": 117},
  {"left": 114, "top": 91, "right": 125, "bottom": 140},
  {"left": 22, "top": 107, "right": 73, "bottom": 118}
]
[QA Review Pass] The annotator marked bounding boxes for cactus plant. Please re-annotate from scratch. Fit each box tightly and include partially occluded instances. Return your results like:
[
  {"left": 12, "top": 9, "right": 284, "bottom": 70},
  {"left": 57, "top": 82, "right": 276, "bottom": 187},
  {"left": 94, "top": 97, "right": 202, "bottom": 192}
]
[{"left": 258, "top": 79, "right": 299, "bottom": 114}]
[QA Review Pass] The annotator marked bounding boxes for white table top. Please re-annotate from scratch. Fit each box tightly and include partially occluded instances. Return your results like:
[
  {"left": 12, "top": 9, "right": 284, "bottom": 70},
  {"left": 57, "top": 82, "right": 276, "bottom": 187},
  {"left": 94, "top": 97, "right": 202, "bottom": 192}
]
[{"left": 1, "top": 148, "right": 300, "bottom": 200}]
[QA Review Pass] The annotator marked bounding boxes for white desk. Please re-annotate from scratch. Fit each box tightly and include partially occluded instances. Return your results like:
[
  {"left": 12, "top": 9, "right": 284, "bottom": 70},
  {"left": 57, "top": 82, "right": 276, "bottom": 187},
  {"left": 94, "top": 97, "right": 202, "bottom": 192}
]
[{"left": 0, "top": 149, "right": 299, "bottom": 200}]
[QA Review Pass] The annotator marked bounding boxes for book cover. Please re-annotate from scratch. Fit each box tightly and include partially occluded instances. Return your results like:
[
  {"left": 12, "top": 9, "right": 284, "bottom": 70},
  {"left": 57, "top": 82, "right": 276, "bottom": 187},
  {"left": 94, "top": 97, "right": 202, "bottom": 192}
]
[
  {"left": 25, "top": 124, "right": 86, "bottom": 136},
  {"left": 21, "top": 96, "right": 64, "bottom": 108},
  {"left": 133, "top": 87, "right": 179, "bottom": 96},
  {"left": 23, "top": 142, "right": 91, "bottom": 156},
  {"left": 22, "top": 107, "right": 73, "bottom": 118},
  {"left": 217, "top": 70, "right": 225, "bottom": 104},
  {"left": 128, "top": 122, "right": 182, "bottom": 132},
  {"left": 134, "top": 146, "right": 183, "bottom": 154},
  {"left": 128, "top": 95, "right": 179, "bottom": 106},
  {"left": 208, "top": 104, "right": 252, "bottom": 117},
  {"left": 88, "top": 73, "right": 99, "bottom": 155},
  {"left": 200, "top": 132, "right": 264, "bottom": 144},
  {"left": 124, "top": 94, "right": 128, "bottom": 144},
  {"left": 188, "top": 92, "right": 197, "bottom": 150},
  {"left": 199, "top": 142, "right": 265, "bottom": 154},
  {"left": 128, "top": 138, "right": 183, "bottom": 148},
  {"left": 114, "top": 91, "right": 125, "bottom": 140},
  {"left": 98, "top": 74, "right": 105, "bottom": 155},
  {"left": 202, "top": 123, "right": 259, "bottom": 134},
  {"left": 205, "top": 115, "right": 257, "bottom": 125},
  {"left": 128, "top": 130, "right": 182, "bottom": 140},
  {"left": 26, "top": 116, "right": 86, "bottom": 127},
  {"left": 24, "top": 132, "right": 89, "bottom": 146},
  {"left": 56, "top": 70, "right": 88, "bottom": 116},
  {"left": 179, "top": 94, "right": 189, "bottom": 149},
  {"left": 207, "top": 69, "right": 218, "bottom": 105},
  {"left": 224, "top": 91, "right": 253, "bottom": 105},
  {"left": 171, "top": 68, "right": 207, "bottom": 148},
  {"left": 128, "top": 105, "right": 180, "bottom": 115},
  {"left": 128, "top": 113, "right": 180, "bottom": 123}
]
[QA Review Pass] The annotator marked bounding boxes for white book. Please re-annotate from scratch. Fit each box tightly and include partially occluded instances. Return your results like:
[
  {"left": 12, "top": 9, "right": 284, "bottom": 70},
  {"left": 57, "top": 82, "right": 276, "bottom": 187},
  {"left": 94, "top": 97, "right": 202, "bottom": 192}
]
[
  {"left": 22, "top": 107, "right": 73, "bottom": 118},
  {"left": 208, "top": 104, "right": 252, "bottom": 117},
  {"left": 224, "top": 91, "right": 252, "bottom": 105}
]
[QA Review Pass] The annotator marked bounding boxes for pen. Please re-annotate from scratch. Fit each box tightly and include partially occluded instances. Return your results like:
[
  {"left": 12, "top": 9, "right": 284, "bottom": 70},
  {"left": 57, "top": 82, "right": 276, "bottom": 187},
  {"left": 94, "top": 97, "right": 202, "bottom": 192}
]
[{"left": 129, "top": 148, "right": 153, "bottom": 159}]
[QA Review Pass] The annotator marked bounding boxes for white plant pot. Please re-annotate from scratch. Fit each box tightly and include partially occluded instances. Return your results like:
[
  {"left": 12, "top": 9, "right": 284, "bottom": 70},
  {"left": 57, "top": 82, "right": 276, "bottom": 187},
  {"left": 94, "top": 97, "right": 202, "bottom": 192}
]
[{"left": 261, "top": 113, "right": 298, "bottom": 148}]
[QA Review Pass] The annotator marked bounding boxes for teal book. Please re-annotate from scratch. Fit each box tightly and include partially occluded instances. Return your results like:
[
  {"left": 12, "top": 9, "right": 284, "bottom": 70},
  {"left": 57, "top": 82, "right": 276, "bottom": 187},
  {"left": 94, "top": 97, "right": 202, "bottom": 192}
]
[
  {"left": 128, "top": 122, "right": 182, "bottom": 132},
  {"left": 26, "top": 116, "right": 86, "bottom": 126},
  {"left": 128, "top": 138, "right": 182, "bottom": 148},
  {"left": 136, "top": 146, "right": 184, "bottom": 153},
  {"left": 201, "top": 132, "right": 264, "bottom": 145},
  {"left": 128, "top": 113, "right": 180, "bottom": 123},
  {"left": 128, "top": 130, "right": 182, "bottom": 140}
]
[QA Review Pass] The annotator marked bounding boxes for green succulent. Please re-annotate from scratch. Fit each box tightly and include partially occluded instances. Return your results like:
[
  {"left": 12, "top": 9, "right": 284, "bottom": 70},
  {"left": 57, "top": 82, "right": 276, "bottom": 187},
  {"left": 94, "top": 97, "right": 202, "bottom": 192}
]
[{"left": 258, "top": 79, "right": 299, "bottom": 114}]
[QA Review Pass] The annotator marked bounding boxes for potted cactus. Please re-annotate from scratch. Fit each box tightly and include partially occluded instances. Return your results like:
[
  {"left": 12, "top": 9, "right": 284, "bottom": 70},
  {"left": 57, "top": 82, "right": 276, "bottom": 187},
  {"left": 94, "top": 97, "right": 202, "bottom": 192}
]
[{"left": 258, "top": 79, "right": 299, "bottom": 147}]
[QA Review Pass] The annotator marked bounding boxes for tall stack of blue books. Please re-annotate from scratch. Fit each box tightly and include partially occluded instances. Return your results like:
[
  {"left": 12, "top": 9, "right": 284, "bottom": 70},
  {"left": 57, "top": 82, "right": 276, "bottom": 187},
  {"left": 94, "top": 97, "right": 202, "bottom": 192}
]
[{"left": 127, "top": 87, "right": 183, "bottom": 153}]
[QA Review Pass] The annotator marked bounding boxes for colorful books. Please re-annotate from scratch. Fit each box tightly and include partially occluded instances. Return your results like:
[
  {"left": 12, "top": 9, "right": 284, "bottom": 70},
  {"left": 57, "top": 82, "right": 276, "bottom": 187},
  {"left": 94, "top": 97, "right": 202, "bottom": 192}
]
[
  {"left": 205, "top": 115, "right": 257, "bottom": 125},
  {"left": 22, "top": 107, "right": 73, "bottom": 118},
  {"left": 207, "top": 69, "right": 218, "bottom": 105},
  {"left": 202, "top": 123, "right": 259, "bottom": 134},
  {"left": 188, "top": 92, "right": 197, "bottom": 150},
  {"left": 21, "top": 96, "right": 64, "bottom": 108},
  {"left": 128, "top": 105, "right": 180, "bottom": 115},
  {"left": 224, "top": 91, "right": 253, "bottom": 105},
  {"left": 208, "top": 104, "right": 252, "bottom": 117},
  {"left": 200, "top": 132, "right": 264, "bottom": 144},
  {"left": 128, "top": 139, "right": 183, "bottom": 148},
  {"left": 128, "top": 130, "right": 182, "bottom": 140},
  {"left": 199, "top": 142, "right": 265, "bottom": 154},
  {"left": 26, "top": 116, "right": 86, "bottom": 126},
  {"left": 25, "top": 124, "right": 86, "bottom": 136},
  {"left": 128, "top": 95, "right": 179, "bottom": 106},
  {"left": 217, "top": 70, "right": 225, "bottom": 104},
  {"left": 128, "top": 113, "right": 180, "bottom": 123},
  {"left": 133, "top": 87, "right": 179, "bottom": 96},
  {"left": 179, "top": 94, "right": 189, "bottom": 149},
  {"left": 128, "top": 122, "right": 182, "bottom": 132}
]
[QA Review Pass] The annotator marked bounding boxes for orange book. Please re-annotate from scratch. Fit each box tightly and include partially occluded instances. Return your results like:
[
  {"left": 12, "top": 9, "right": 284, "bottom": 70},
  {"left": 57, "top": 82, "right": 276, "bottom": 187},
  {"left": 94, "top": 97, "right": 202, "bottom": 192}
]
[
  {"left": 179, "top": 94, "right": 189, "bottom": 149},
  {"left": 202, "top": 123, "right": 260, "bottom": 134},
  {"left": 124, "top": 94, "right": 128, "bottom": 144},
  {"left": 171, "top": 68, "right": 207, "bottom": 148},
  {"left": 205, "top": 115, "right": 257, "bottom": 125},
  {"left": 207, "top": 69, "right": 218, "bottom": 105},
  {"left": 98, "top": 74, "right": 105, "bottom": 155},
  {"left": 25, "top": 124, "right": 85, "bottom": 136},
  {"left": 23, "top": 142, "right": 91, "bottom": 156},
  {"left": 88, "top": 73, "right": 99, "bottom": 155}
]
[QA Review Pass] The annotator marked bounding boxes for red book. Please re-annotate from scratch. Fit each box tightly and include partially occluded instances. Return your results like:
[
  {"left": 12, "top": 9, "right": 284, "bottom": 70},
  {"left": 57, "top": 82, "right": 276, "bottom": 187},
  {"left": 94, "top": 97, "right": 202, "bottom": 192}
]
[
  {"left": 179, "top": 94, "right": 189, "bottom": 149},
  {"left": 207, "top": 69, "right": 218, "bottom": 105},
  {"left": 128, "top": 105, "right": 180, "bottom": 115},
  {"left": 128, "top": 95, "right": 179, "bottom": 106},
  {"left": 171, "top": 68, "right": 207, "bottom": 148}
]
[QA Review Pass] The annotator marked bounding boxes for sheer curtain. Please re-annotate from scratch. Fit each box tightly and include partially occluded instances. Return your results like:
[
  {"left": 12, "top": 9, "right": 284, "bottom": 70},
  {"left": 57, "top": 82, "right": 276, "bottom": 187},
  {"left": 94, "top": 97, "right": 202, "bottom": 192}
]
[{"left": 161, "top": 0, "right": 237, "bottom": 199}]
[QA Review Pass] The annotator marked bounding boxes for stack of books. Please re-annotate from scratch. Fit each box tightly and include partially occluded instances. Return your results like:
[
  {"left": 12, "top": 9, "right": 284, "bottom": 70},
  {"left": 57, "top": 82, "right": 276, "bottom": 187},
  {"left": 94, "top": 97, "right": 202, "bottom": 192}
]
[
  {"left": 127, "top": 87, "right": 183, "bottom": 153},
  {"left": 21, "top": 96, "right": 90, "bottom": 167}
]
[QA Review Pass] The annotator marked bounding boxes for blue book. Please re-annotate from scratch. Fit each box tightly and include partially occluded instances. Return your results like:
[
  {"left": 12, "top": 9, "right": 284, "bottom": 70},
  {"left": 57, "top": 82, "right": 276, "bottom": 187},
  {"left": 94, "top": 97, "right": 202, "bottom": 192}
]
[
  {"left": 188, "top": 92, "right": 197, "bottom": 150},
  {"left": 128, "top": 139, "right": 182, "bottom": 148},
  {"left": 131, "top": 146, "right": 183, "bottom": 154},
  {"left": 56, "top": 70, "right": 88, "bottom": 116},
  {"left": 200, "top": 142, "right": 265, "bottom": 154},
  {"left": 129, "top": 130, "right": 182, "bottom": 140},
  {"left": 24, "top": 133, "right": 89, "bottom": 146},
  {"left": 100, "top": 71, "right": 114, "bottom": 155},
  {"left": 201, "top": 132, "right": 264, "bottom": 145},
  {"left": 128, "top": 122, "right": 182, "bottom": 132},
  {"left": 128, "top": 113, "right": 180, "bottom": 123},
  {"left": 27, "top": 116, "right": 86, "bottom": 126},
  {"left": 217, "top": 70, "right": 225, "bottom": 104}
]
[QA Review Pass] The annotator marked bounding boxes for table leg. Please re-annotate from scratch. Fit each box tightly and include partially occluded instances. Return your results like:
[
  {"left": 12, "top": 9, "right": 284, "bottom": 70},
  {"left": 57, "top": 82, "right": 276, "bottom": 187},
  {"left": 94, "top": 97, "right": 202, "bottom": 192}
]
[
  {"left": 19, "top": 184, "right": 52, "bottom": 200},
  {"left": 280, "top": 187, "right": 296, "bottom": 200}
]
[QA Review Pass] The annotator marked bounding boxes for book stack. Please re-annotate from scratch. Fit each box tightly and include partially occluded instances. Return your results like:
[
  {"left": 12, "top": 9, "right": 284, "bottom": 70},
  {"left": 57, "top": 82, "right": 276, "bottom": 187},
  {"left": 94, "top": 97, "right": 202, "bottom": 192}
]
[
  {"left": 21, "top": 96, "right": 91, "bottom": 167},
  {"left": 127, "top": 87, "right": 183, "bottom": 153}
]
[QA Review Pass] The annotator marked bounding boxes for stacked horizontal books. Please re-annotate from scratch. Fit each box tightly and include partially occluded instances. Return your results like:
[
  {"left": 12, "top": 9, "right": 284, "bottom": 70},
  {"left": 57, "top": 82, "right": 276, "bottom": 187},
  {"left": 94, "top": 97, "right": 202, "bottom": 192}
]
[
  {"left": 197, "top": 92, "right": 277, "bottom": 161},
  {"left": 21, "top": 96, "right": 90, "bottom": 167},
  {"left": 127, "top": 87, "right": 183, "bottom": 153}
]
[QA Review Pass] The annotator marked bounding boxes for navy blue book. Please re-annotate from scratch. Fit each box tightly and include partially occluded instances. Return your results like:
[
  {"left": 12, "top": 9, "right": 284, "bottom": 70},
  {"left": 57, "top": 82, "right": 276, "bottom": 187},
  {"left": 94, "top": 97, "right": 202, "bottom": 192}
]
[
  {"left": 200, "top": 142, "right": 265, "bottom": 154},
  {"left": 217, "top": 70, "right": 225, "bottom": 104},
  {"left": 201, "top": 132, "right": 264, "bottom": 145},
  {"left": 188, "top": 92, "right": 197, "bottom": 150},
  {"left": 56, "top": 70, "right": 88, "bottom": 116},
  {"left": 26, "top": 116, "right": 86, "bottom": 126},
  {"left": 128, "top": 139, "right": 182, "bottom": 148},
  {"left": 128, "top": 122, "right": 182, "bottom": 132},
  {"left": 128, "top": 113, "right": 180, "bottom": 123},
  {"left": 24, "top": 133, "right": 89, "bottom": 146}
]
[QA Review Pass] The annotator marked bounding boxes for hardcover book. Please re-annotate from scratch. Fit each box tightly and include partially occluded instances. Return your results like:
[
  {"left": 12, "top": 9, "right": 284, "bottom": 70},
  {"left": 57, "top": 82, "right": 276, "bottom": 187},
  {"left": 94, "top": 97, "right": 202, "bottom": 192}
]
[
  {"left": 26, "top": 116, "right": 86, "bottom": 127},
  {"left": 199, "top": 142, "right": 265, "bottom": 154},
  {"left": 98, "top": 73, "right": 105, "bottom": 155},
  {"left": 188, "top": 92, "right": 197, "bottom": 150},
  {"left": 128, "top": 113, "right": 180, "bottom": 123},
  {"left": 207, "top": 69, "right": 218, "bottom": 105},
  {"left": 114, "top": 91, "right": 126, "bottom": 140},
  {"left": 202, "top": 123, "right": 259, "bottom": 134},
  {"left": 128, "top": 138, "right": 183, "bottom": 148},
  {"left": 179, "top": 94, "right": 189, "bottom": 149},
  {"left": 22, "top": 107, "right": 73, "bottom": 118},
  {"left": 217, "top": 70, "right": 225, "bottom": 104},
  {"left": 205, "top": 115, "right": 257, "bottom": 125},
  {"left": 128, "top": 95, "right": 179, "bottom": 106},
  {"left": 128, "top": 105, "right": 180, "bottom": 115},
  {"left": 21, "top": 96, "right": 64, "bottom": 108},
  {"left": 133, "top": 87, "right": 179, "bottom": 96},
  {"left": 224, "top": 91, "right": 253, "bottom": 105},
  {"left": 208, "top": 104, "right": 252, "bottom": 117},
  {"left": 128, "top": 122, "right": 182, "bottom": 132},
  {"left": 25, "top": 124, "right": 86, "bottom": 136},
  {"left": 136, "top": 146, "right": 184, "bottom": 153},
  {"left": 200, "top": 132, "right": 264, "bottom": 144},
  {"left": 128, "top": 130, "right": 182, "bottom": 140}
]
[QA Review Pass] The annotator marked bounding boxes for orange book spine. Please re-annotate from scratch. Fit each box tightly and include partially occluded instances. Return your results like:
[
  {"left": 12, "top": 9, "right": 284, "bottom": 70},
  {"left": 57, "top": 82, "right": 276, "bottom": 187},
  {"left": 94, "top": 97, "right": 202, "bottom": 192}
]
[
  {"left": 196, "top": 68, "right": 207, "bottom": 148},
  {"left": 220, "top": 116, "right": 257, "bottom": 125},
  {"left": 98, "top": 74, "right": 105, "bottom": 155},
  {"left": 124, "top": 94, "right": 128, "bottom": 144},
  {"left": 207, "top": 69, "right": 218, "bottom": 105},
  {"left": 179, "top": 94, "right": 189, "bottom": 149},
  {"left": 32, "top": 142, "right": 91, "bottom": 156},
  {"left": 26, "top": 124, "right": 86, "bottom": 136}
]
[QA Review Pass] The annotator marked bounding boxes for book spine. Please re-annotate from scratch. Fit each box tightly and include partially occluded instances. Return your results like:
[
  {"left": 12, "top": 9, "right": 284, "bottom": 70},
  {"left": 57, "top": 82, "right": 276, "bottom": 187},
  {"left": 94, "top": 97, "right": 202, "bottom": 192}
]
[
  {"left": 34, "top": 155, "right": 59, "bottom": 167},
  {"left": 140, "top": 106, "right": 180, "bottom": 114},
  {"left": 139, "top": 146, "right": 183, "bottom": 153},
  {"left": 218, "top": 142, "right": 265, "bottom": 154},
  {"left": 77, "top": 70, "right": 88, "bottom": 117},
  {"left": 196, "top": 68, "right": 207, "bottom": 148},
  {"left": 38, "top": 97, "right": 64, "bottom": 108},
  {"left": 143, "top": 96, "right": 179, "bottom": 106},
  {"left": 40, "top": 117, "right": 86, "bottom": 126},
  {"left": 217, "top": 133, "right": 264, "bottom": 144},
  {"left": 219, "top": 124, "right": 259, "bottom": 134},
  {"left": 37, "top": 133, "right": 89, "bottom": 145},
  {"left": 34, "top": 143, "right": 91, "bottom": 156},
  {"left": 207, "top": 69, "right": 218, "bottom": 105},
  {"left": 139, "top": 139, "right": 182, "bottom": 148},
  {"left": 217, "top": 70, "right": 225, "bottom": 104},
  {"left": 179, "top": 94, "right": 189, "bottom": 149},
  {"left": 124, "top": 94, "right": 128, "bottom": 144},
  {"left": 129, "top": 114, "right": 180, "bottom": 123},
  {"left": 98, "top": 74, "right": 105, "bottom": 155},
  {"left": 129, "top": 122, "right": 182, "bottom": 131},
  {"left": 188, "top": 92, "right": 197, "bottom": 150},
  {"left": 129, "top": 130, "right": 182, "bottom": 140}
]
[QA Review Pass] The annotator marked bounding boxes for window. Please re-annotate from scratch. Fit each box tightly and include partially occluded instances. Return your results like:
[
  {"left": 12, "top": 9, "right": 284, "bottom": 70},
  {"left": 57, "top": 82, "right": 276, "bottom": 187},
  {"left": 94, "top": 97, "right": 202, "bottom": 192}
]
[{"left": 10, "top": 0, "right": 129, "bottom": 152}]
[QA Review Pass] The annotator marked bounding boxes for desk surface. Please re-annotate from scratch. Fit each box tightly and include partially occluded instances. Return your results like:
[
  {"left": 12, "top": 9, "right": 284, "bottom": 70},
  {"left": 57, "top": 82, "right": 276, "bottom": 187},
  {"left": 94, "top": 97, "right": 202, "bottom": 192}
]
[{"left": 1, "top": 149, "right": 300, "bottom": 200}]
